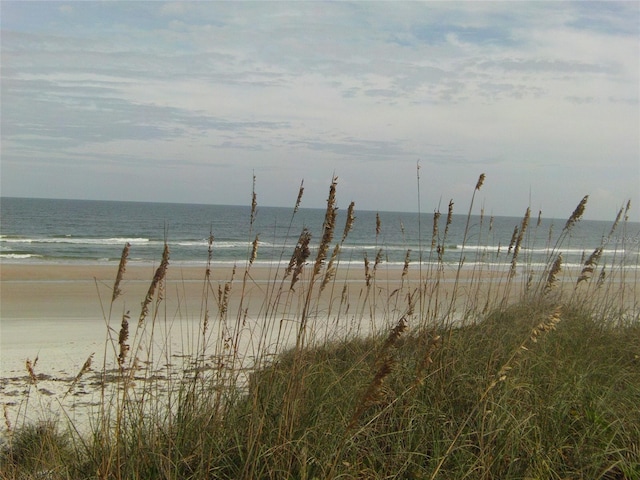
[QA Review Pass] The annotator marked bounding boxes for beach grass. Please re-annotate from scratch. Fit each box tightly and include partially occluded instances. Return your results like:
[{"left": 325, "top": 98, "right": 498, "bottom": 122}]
[{"left": 1, "top": 175, "right": 639, "bottom": 479}]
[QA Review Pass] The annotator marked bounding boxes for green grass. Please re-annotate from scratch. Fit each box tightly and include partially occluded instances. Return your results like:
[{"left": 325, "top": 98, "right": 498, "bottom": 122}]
[{"left": 2, "top": 175, "right": 639, "bottom": 479}]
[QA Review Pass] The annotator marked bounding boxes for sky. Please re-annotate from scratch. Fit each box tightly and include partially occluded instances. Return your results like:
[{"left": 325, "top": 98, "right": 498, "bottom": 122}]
[{"left": 1, "top": 1, "right": 639, "bottom": 221}]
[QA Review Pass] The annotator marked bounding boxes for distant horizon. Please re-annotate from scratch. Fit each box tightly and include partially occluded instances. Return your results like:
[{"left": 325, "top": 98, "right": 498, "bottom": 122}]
[{"left": 2, "top": 194, "right": 636, "bottom": 224}]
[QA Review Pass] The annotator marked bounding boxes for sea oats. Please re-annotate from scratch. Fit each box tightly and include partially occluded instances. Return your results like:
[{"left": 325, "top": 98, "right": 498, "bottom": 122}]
[
  {"left": 577, "top": 247, "right": 603, "bottom": 285},
  {"left": 364, "top": 253, "right": 371, "bottom": 287},
  {"left": 507, "top": 225, "right": 519, "bottom": 255},
  {"left": 320, "top": 244, "right": 341, "bottom": 291},
  {"left": 347, "top": 356, "right": 394, "bottom": 431},
  {"left": 446, "top": 200, "right": 454, "bottom": 227},
  {"left": 608, "top": 205, "right": 624, "bottom": 238},
  {"left": 431, "top": 210, "right": 441, "bottom": 250},
  {"left": 250, "top": 174, "right": 258, "bottom": 227},
  {"left": 341, "top": 201, "right": 356, "bottom": 243},
  {"left": 204, "top": 232, "right": 215, "bottom": 281},
  {"left": 294, "top": 179, "right": 304, "bottom": 214},
  {"left": 219, "top": 266, "right": 235, "bottom": 318},
  {"left": 530, "top": 307, "right": 561, "bottom": 343},
  {"left": 510, "top": 208, "right": 530, "bottom": 277},
  {"left": 624, "top": 199, "right": 631, "bottom": 222},
  {"left": 413, "top": 331, "right": 441, "bottom": 387},
  {"left": 348, "top": 317, "right": 407, "bottom": 431},
  {"left": 112, "top": 242, "right": 130, "bottom": 302},
  {"left": 380, "top": 316, "right": 408, "bottom": 358},
  {"left": 288, "top": 228, "right": 311, "bottom": 290},
  {"left": 26, "top": 358, "right": 37, "bottom": 384},
  {"left": 313, "top": 177, "right": 338, "bottom": 277},
  {"left": 544, "top": 254, "right": 562, "bottom": 294},
  {"left": 65, "top": 353, "right": 95, "bottom": 397},
  {"left": 321, "top": 202, "right": 355, "bottom": 291},
  {"left": 563, "top": 195, "right": 588, "bottom": 231},
  {"left": 373, "top": 248, "right": 383, "bottom": 275},
  {"left": 376, "top": 212, "right": 381, "bottom": 237},
  {"left": 75, "top": 353, "right": 94, "bottom": 381},
  {"left": 139, "top": 243, "right": 170, "bottom": 326},
  {"left": 118, "top": 311, "right": 131, "bottom": 367},
  {"left": 250, "top": 234, "right": 259, "bottom": 265},
  {"left": 402, "top": 249, "right": 411, "bottom": 278},
  {"left": 3, "top": 404, "right": 11, "bottom": 436},
  {"left": 439, "top": 200, "right": 454, "bottom": 260},
  {"left": 475, "top": 173, "right": 486, "bottom": 191}
]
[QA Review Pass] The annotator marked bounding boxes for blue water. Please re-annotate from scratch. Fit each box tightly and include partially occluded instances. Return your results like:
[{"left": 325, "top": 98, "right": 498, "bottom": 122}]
[{"left": 1, "top": 197, "right": 638, "bottom": 270}]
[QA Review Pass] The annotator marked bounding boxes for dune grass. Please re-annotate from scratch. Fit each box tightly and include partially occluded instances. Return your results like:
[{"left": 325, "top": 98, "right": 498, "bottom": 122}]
[{"left": 2, "top": 175, "right": 639, "bottom": 479}]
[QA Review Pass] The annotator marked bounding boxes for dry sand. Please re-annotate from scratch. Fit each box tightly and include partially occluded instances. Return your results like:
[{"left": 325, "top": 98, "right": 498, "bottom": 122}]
[{"left": 2, "top": 261, "right": 633, "bottom": 432}]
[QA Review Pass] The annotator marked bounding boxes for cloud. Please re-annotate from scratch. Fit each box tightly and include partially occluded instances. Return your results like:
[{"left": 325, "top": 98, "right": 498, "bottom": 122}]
[{"left": 1, "top": 1, "right": 638, "bottom": 220}]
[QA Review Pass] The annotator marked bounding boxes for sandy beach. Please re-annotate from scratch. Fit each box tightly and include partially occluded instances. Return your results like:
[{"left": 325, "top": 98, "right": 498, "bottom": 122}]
[
  {"left": 1, "top": 260, "right": 635, "bottom": 432},
  {"left": 0, "top": 261, "right": 493, "bottom": 377}
]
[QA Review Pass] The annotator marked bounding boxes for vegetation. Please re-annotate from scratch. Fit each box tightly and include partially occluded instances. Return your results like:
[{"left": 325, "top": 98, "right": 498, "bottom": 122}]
[{"left": 2, "top": 174, "right": 639, "bottom": 479}]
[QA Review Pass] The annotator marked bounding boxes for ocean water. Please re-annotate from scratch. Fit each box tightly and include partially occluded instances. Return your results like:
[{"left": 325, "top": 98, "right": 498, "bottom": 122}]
[{"left": 1, "top": 197, "right": 638, "bottom": 271}]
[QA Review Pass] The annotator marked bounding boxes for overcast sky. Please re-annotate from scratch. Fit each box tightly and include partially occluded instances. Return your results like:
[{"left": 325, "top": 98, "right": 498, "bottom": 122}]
[{"left": 1, "top": 1, "right": 638, "bottom": 221}]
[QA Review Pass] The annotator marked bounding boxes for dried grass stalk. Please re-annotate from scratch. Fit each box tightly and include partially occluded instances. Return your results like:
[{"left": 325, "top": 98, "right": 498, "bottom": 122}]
[
  {"left": 544, "top": 253, "right": 562, "bottom": 294},
  {"left": 321, "top": 202, "right": 356, "bottom": 291},
  {"left": 347, "top": 357, "right": 394, "bottom": 431},
  {"left": 219, "top": 265, "right": 236, "bottom": 317},
  {"left": 577, "top": 247, "right": 603, "bottom": 285},
  {"left": 75, "top": 353, "right": 94, "bottom": 381},
  {"left": 530, "top": 307, "right": 562, "bottom": 343},
  {"left": 313, "top": 177, "right": 338, "bottom": 277},
  {"left": 342, "top": 201, "right": 356, "bottom": 243},
  {"left": 26, "top": 357, "right": 38, "bottom": 384},
  {"left": 379, "top": 316, "right": 408, "bottom": 354},
  {"left": 3, "top": 404, "right": 12, "bottom": 436},
  {"left": 402, "top": 249, "right": 411, "bottom": 278},
  {"left": 205, "top": 232, "right": 214, "bottom": 279},
  {"left": 348, "top": 317, "right": 407, "bottom": 431},
  {"left": 66, "top": 353, "right": 95, "bottom": 397},
  {"left": 117, "top": 311, "right": 130, "bottom": 367},
  {"left": 563, "top": 195, "right": 588, "bottom": 231},
  {"left": 139, "top": 243, "right": 170, "bottom": 326},
  {"left": 294, "top": 179, "right": 304, "bottom": 214},
  {"left": 250, "top": 174, "right": 258, "bottom": 226},
  {"left": 510, "top": 207, "right": 530, "bottom": 277},
  {"left": 608, "top": 205, "right": 624, "bottom": 238},
  {"left": 112, "top": 242, "right": 130, "bottom": 302},
  {"left": 413, "top": 331, "right": 442, "bottom": 387},
  {"left": 624, "top": 199, "right": 631, "bottom": 222},
  {"left": 373, "top": 249, "right": 383, "bottom": 275},
  {"left": 507, "top": 225, "right": 519, "bottom": 255},
  {"left": 320, "top": 244, "right": 341, "bottom": 292},
  {"left": 287, "top": 229, "right": 311, "bottom": 290},
  {"left": 446, "top": 200, "right": 454, "bottom": 228},
  {"left": 250, "top": 235, "right": 259, "bottom": 265},
  {"left": 364, "top": 253, "right": 371, "bottom": 287},
  {"left": 431, "top": 210, "right": 441, "bottom": 250},
  {"left": 475, "top": 173, "right": 486, "bottom": 191}
]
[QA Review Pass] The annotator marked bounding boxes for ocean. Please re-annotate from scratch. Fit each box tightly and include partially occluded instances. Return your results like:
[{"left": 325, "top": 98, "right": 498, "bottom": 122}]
[{"left": 1, "top": 197, "right": 638, "bottom": 272}]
